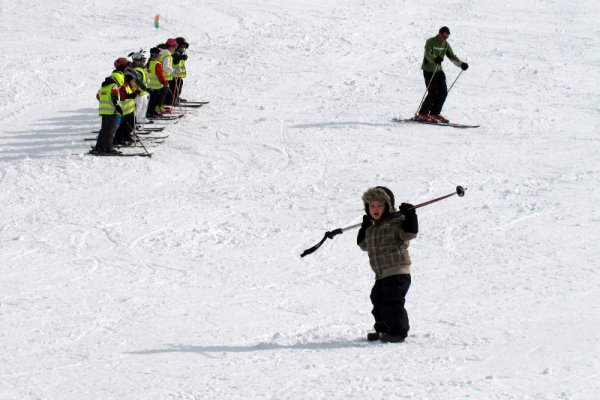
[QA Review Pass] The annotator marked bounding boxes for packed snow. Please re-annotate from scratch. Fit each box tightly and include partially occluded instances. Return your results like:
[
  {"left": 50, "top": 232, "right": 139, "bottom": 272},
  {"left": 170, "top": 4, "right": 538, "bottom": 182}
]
[{"left": 1, "top": 0, "right": 599, "bottom": 399}]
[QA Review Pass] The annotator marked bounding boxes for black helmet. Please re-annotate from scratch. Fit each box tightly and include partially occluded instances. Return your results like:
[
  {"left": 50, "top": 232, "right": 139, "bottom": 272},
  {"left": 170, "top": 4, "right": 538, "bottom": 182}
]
[{"left": 149, "top": 47, "right": 160, "bottom": 57}]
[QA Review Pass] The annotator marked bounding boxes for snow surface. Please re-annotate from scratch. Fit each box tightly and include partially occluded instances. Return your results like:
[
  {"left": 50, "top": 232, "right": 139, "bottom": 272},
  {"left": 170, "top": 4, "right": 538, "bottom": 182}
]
[{"left": 1, "top": 0, "right": 599, "bottom": 399}]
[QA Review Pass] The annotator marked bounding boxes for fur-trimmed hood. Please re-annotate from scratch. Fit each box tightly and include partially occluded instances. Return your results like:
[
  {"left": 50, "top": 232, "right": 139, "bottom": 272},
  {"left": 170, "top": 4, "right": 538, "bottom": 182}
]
[{"left": 362, "top": 186, "right": 396, "bottom": 213}]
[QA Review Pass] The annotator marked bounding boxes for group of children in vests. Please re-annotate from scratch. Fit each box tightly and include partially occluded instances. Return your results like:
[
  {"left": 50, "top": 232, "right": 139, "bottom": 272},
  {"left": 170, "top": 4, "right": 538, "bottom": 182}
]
[{"left": 92, "top": 37, "right": 190, "bottom": 154}]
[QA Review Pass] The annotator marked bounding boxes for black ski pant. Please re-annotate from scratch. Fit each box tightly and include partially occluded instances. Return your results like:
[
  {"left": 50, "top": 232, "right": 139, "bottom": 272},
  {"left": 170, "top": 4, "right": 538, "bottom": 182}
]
[
  {"left": 370, "top": 274, "right": 411, "bottom": 337},
  {"left": 147, "top": 87, "right": 165, "bottom": 116},
  {"left": 164, "top": 79, "right": 175, "bottom": 105},
  {"left": 95, "top": 114, "right": 118, "bottom": 150},
  {"left": 113, "top": 113, "right": 135, "bottom": 144},
  {"left": 419, "top": 70, "right": 447, "bottom": 116},
  {"left": 175, "top": 78, "right": 184, "bottom": 101}
]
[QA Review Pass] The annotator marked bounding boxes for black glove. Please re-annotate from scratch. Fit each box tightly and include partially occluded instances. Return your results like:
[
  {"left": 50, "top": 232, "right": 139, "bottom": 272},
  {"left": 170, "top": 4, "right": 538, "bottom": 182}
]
[
  {"left": 400, "top": 203, "right": 414, "bottom": 213},
  {"left": 400, "top": 203, "right": 418, "bottom": 234},
  {"left": 356, "top": 214, "right": 373, "bottom": 244},
  {"left": 434, "top": 56, "right": 443, "bottom": 64},
  {"left": 461, "top": 62, "right": 469, "bottom": 71},
  {"left": 114, "top": 105, "right": 123, "bottom": 115},
  {"left": 181, "top": 54, "right": 188, "bottom": 61},
  {"left": 126, "top": 92, "right": 138, "bottom": 99}
]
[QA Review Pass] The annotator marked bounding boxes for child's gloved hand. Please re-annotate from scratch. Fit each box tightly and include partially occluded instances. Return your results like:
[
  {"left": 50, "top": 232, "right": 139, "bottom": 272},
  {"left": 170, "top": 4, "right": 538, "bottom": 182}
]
[
  {"left": 400, "top": 203, "right": 418, "bottom": 234},
  {"left": 357, "top": 215, "right": 372, "bottom": 244},
  {"left": 400, "top": 203, "right": 415, "bottom": 214}
]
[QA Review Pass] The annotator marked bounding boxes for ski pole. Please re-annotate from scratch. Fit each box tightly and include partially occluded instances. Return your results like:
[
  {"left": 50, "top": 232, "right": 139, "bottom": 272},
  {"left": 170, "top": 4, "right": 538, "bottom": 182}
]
[
  {"left": 130, "top": 125, "right": 151, "bottom": 157},
  {"left": 300, "top": 186, "right": 466, "bottom": 258},
  {"left": 166, "top": 86, "right": 185, "bottom": 115},
  {"left": 446, "top": 70, "right": 463, "bottom": 96},
  {"left": 413, "top": 64, "right": 439, "bottom": 118},
  {"left": 124, "top": 115, "right": 152, "bottom": 157},
  {"left": 170, "top": 78, "right": 180, "bottom": 107}
]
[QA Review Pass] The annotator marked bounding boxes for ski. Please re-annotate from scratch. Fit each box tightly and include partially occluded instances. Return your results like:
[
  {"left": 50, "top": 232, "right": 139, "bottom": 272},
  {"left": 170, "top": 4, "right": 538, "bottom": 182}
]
[
  {"left": 138, "top": 135, "right": 168, "bottom": 140},
  {"left": 179, "top": 100, "right": 209, "bottom": 105},
  {"left": 115, "top": 141, "right": 163, "bottom": 148},
  {"left": 148, "top": 114, "right": 184, "bottom": 120},
  {"left": 137, "top": 127, "right": 165, "bottom": 132},
  {"left": 84, "top": 151, "right": 152, "bottom": 157},
  {"left": 84, "top": 135, "right": 168, "bottom": 141},
  {"left": 175, "top": 103, "right": 203, "bottom": 108},
  {"left": 392, "top": 117, "right": 480, "bottom": 129},
  {"left": 149, "top": 119, "right": 179, "bottom": 125}
]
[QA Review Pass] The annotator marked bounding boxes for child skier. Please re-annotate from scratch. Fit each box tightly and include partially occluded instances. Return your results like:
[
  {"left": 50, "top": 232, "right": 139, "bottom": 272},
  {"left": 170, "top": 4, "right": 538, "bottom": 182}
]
[
  {"left": 357, "top": 186, "right": 419, "bottom": 343},
  {"left": 172, "top": 37, "right": 189, "bottom": 104},
  {"left": 159, "top": 38, "right": 178, "bottom": 108},
  {"left": 113, "top": 70, "right": 140, "bottom": 145},
  {"left": 129, "top": 50, "right": 151, "bottom": 124},
  {"left": 146, "top": 47, "right": 168, "bottom": 118},
  {"left": 91, "top": 71, "right": 124, "bottom": 154}
]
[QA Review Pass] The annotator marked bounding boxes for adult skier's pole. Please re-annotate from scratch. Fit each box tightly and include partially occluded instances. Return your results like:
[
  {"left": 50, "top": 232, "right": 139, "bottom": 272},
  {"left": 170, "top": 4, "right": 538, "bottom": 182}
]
[
  {"left": 446, "top": 70, "right": 463, "bottom": 96},
  {"left": 300, "top": 186, "right": 466, "bottom": 258},
  {"left": 414, "top": 64, "right": 440, "bottom": 117}
]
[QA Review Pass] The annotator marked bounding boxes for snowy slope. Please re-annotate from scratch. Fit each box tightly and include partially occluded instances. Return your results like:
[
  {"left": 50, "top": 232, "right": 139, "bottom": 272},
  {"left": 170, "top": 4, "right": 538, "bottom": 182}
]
[{"left": 1, "top": 0, "right": 599, "bottom": 399}]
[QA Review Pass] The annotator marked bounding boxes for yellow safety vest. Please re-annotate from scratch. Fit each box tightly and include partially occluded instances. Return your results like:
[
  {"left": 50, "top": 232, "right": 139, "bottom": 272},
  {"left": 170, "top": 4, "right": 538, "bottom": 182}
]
[
  {"left": 147, "top": 60, "right": 164, "bottom": 90},
  {"left": 120, "top": 84, "right": 136, "bottom": 116},
  {"left": 134, "top": 67, "right": 148, "bottom": 95},
  {"left": 98, "top": 83, "right": 118, "bottom": 116},
  {"left": 174, "top": 54, "right": 186, "bottom": 78},
  {"left": 159, "top": 51, "right": 174, "bottom": 81}
]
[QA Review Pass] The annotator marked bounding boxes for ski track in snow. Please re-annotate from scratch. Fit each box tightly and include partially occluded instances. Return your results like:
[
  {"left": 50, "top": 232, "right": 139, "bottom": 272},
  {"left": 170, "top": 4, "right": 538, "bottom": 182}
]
[{"left": 1, "top": 0, "right": 600, "bottom": 399}]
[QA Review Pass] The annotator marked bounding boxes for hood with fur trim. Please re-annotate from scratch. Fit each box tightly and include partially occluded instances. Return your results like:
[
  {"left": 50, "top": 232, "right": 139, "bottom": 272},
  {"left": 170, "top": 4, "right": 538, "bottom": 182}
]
[{"left": 362, "top": 186, "right": 396, "bottom": 214}]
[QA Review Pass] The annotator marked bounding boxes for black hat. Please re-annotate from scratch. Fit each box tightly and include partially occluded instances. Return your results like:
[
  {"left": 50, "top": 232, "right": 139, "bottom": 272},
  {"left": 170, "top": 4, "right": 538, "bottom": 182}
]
[
  {"left": 439, "top": 26, "right": 450, "bottom": 35},
  {"left": 149, "top": 47, "right": 160, "bottom": 56}
]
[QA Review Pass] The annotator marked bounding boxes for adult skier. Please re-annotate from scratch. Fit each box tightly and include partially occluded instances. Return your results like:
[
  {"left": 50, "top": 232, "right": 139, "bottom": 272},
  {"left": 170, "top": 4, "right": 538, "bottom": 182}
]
[{"left": 417, "top": 26, "right": 469, "bottom": 123}]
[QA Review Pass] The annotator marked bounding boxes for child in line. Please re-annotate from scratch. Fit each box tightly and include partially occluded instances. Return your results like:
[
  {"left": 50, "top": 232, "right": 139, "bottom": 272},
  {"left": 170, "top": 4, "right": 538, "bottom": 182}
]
[
  {"left": 129, "top": 51, "right": 151, "bottom": 125},
  {"left": 146, "top": 47, "right": 168, "bottom": 118},
  {"left": 113, "top": 70, "right": 139, "bottom": 145},
  {"left": 357, "top": 186, "right": 418, "bottom": 343},
  {"left": 91, "top": 71, "right": 124, "bottom": 154}
]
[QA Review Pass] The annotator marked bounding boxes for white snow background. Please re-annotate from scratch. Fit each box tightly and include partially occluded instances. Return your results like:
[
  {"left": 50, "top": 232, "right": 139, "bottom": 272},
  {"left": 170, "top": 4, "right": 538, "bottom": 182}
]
[{"left": 1, "top": 0, "right": 599, "bottom": 399}]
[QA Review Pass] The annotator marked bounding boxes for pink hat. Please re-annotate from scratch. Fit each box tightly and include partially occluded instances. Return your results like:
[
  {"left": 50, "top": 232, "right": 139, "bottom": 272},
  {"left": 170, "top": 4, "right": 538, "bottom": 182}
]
[{"left": 165, "top": 38, "right": 177, "bottom": 47}]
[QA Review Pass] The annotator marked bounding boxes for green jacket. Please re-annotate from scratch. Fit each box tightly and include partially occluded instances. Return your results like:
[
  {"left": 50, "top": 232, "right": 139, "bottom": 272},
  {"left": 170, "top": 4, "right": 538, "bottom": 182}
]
[
  {"left": 421, "top": 36, "right": 462, "bottom": 72},
  {"left": 358, "top": 215, "right": 417, "bottom": 279}
]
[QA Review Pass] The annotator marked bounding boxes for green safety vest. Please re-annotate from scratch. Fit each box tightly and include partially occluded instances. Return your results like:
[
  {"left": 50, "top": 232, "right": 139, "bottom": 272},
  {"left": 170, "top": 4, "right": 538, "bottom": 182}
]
[
  {"left": 134, "top": 67, "right": 148, "bottom": 95},
  {"left": 147, "top": 60, "right": 164, "bottom": 90},
  {"left": 120, "top": 85, "right": 136, "bottom": 116},
  {"left": 98, "top": 83, "right": 118, "bottom": 116},
  {"left": 159, "top": 51, "right": 174, "bottom": 81}
]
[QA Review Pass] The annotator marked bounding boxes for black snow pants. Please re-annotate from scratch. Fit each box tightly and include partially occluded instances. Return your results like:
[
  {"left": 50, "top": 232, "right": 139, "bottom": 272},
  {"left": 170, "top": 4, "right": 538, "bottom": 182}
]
[
  {"left": 370, "top": 274, "right": 411, "bottom": 338},
  {"left": 113, "top": 113, "right": 135, "bottom": 144},
  {"left": 419, "top": 70, "right": 448, "bottom": 116},
  {"left": 95, "top": 114, "right": 118, "bottom": 150}
]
